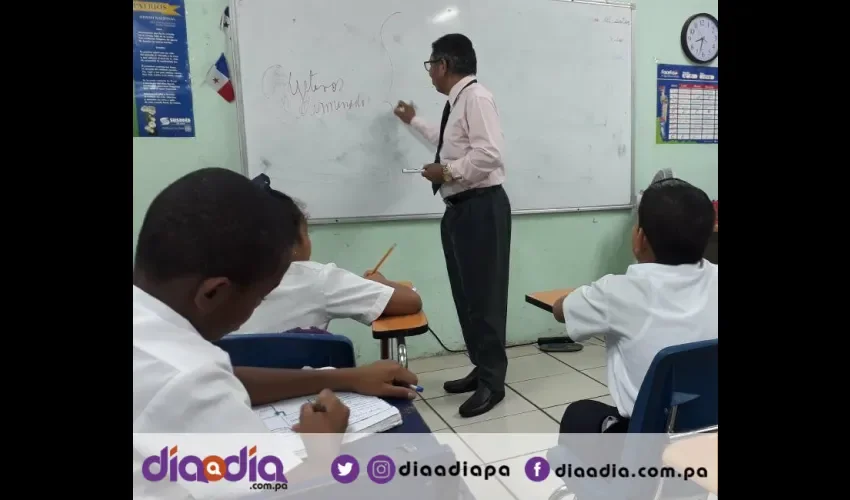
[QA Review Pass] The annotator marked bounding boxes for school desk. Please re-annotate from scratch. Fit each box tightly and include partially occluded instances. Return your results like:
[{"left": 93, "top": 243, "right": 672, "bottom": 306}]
[
  {"left": 371, "top": 281, "right": 429, "bottom": 368},
  {"left": 662, "top": 433, "right": 718, "bottom": 494},
  {"left": 524, "top": 288, "right": 583, "bottom": 352},
  {"left": 525, "top": 288, "right": 576, "bottom": 313}
]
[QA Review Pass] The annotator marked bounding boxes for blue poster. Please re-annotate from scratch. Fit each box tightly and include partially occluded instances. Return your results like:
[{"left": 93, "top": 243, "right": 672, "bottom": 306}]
[
  {"left": 132, "top": 1, "right": 195, "bottom": 137},
  {"left": 656, "top": 64, "right": 718, "bottom": 144}
]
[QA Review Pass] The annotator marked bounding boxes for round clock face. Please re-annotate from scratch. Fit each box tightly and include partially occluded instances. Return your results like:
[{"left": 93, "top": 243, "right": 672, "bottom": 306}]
[{"left": 682, "top": 14, "right": 718, "bottom": 63}]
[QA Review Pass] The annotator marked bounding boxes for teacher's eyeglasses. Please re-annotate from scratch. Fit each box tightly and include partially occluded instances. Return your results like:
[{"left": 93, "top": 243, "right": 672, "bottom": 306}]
[{"left": 423, "top": 59, "right": 442, "bottom": 71}]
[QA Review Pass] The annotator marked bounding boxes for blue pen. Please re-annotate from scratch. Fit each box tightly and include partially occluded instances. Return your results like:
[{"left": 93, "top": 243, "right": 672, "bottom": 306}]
[{"left": 410, "top": 384, "right": 424, "bottom": 393}]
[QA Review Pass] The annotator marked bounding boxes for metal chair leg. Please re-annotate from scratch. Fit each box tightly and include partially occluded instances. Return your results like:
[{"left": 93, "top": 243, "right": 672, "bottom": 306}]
[
  {"left": 548, "top": 485, "right": 572, "bottom": 500},
  {"left": 397, "top": 339, "right": 408, "bottom": 368},
  {"left": 380, "top": 338, "right": 390, "bottom": 360}
]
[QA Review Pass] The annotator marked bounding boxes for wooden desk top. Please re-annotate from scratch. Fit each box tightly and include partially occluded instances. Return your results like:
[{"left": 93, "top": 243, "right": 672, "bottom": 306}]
[
  {"left": 525, "top": 288, "right": 576, "bottom": 312},
  {"left": 662, "top": 433, "right": 718, "bottom": 494},
  {"left": 371, "top": 281, "right": 429, "bottom": 336}
]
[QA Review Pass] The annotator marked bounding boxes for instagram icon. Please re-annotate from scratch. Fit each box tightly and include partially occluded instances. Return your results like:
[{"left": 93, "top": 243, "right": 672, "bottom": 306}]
[{"left": 366, "top": 455, "right": 396, "bottom": 484}]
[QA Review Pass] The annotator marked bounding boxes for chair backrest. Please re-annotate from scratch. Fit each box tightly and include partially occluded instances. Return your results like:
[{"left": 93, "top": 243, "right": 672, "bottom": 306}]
[
  {"left": 215, "top": 332, "right": 356, "bottom": 369},
  {"left": 629, "top": 338, "right": 718, "bottom": 433}
]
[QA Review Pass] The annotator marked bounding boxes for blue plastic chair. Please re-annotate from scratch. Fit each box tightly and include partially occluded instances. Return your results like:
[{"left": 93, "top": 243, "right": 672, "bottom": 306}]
[
  {"left": 547, "top": 338, "right": 718, "bottom": 500},
  {"left": 216, "top": 331, "right": 356, "bottom": 369}
]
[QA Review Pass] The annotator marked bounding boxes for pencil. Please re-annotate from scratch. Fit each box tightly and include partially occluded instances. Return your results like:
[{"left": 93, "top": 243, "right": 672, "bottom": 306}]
[{"left": 368, "top": 244, "right": 396, "bottom": 276}]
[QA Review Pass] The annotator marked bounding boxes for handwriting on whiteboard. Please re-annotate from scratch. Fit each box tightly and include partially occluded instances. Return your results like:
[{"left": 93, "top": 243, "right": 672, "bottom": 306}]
[
  {"left": 261, "top": 65, "right": 367, "bottom": 117},
  {"left": 594, "top": 16, "right": 630, "bottom": 25},
  {"left": 311, "top": 94, "right": 370, "bottom": 117}
]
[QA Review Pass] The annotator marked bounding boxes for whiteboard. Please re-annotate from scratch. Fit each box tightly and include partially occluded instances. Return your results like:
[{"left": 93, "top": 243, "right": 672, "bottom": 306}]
[{"left": 230, "top": 0, "right": 634, "bottom": 222}]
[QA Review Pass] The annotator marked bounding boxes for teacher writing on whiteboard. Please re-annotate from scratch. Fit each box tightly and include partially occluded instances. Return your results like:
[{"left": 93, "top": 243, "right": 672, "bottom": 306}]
[{"left": 394, "top": 34, "right": 510, "bottom": 418}]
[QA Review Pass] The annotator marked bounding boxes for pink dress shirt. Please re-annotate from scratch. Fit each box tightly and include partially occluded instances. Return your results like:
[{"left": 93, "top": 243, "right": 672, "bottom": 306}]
[{"left": 409, "top": 75, "right": 507, "bottom": 198}]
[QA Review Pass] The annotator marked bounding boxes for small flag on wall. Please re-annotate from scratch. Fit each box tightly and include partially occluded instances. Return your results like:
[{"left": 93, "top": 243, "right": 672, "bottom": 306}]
[{"left": 205, "top": 53, "right": 235, "bottom": 103}]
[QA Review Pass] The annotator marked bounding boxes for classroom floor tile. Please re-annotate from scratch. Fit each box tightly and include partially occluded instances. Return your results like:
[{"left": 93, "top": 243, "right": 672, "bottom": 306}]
[
  {"left": 505, "top": 344, "right": 544, "bottom": 359},
  {"left": 454, "top": 411, "right": 559, "bottom": 463},
  {"left": 582, "top": 366, "right": 607, "bottom": 385},
  {"left": 409, "top": 338, "right": 618, "bottom": 436},
  {"left": 542, "top": 394, "right": 615, "bottom": 422},
  {"left": 509, "top": 371, "right": 608, "bottom": 409},
  {"left": 548, "top": 344, "right": 607, "bottom": 371},
  {"left": 505, "top": 353, "right": 576, "bottom": 383},
  {"left": 433, "top": 432, "right": 484, "bottom": 464},
  {"left": 593, "top": 393, "right": 615, "bottom": 406},
  {"left": 495, "top": 452, "right": 574, "bottom": 499},
  {"left": 427, "top": 386, "right": 536, "bottom": 428},
  {"left": 413, "top": 399, "right": 449, "bottom": 432},
  {"left": 408, "top": 353, "right": 471, "bottom": 374}
]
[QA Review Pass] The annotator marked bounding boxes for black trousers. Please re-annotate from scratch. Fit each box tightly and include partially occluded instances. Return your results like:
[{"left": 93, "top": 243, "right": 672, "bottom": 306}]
[
  {"left": 558, "top": 399, "right": 630, "bottom": 465},
  {"left": 440, "top": 185, "right": 511, "bottom": 392},
  {"left": 560, "top": 399, "right": 630, "bottom": 433}
]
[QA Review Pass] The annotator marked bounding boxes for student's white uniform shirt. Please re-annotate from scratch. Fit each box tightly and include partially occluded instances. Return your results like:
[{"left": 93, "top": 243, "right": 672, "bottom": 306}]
[
  {"left": 133, "top": 286, "right": 300, "bottom": 498},
  {"left": 562, "top": 260, "right": 718, "bottom": 419},
  {"left": 236, "top": 261, "right": 395, "bottom": 333}
]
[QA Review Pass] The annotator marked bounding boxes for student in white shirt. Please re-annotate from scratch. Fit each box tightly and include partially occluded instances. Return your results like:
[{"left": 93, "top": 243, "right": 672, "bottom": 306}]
[
  {"left": 553, "top": 178, "right": 718, "bottom": 434},
  {"left": 238, "top": 189, "right": 422, "bottom": 334},
  {"left": 133, "top": 169, "right": 418, "bottom": 497}
]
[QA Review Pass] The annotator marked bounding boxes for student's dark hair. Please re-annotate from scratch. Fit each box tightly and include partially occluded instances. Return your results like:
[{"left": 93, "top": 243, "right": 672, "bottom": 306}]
[
  {"left": 637, "top": 178, "right": 715, "bottom": 265},
  {"left": 268, "top": 188, "right": 308, "bottom": 242},
  {"left": 134, "top": 168, "right": 300, "bottom": 285},
  {"left": 431, "top": 33, "right": 477, "bottom": 76}
]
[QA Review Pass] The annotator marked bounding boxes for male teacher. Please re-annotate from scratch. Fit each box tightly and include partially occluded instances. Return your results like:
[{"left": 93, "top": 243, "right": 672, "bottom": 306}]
[{"left": 394, "top": 34, "right": 511, "bottom": 418}]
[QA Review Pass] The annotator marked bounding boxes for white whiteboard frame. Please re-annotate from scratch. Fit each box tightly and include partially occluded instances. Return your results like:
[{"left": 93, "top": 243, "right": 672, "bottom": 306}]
[{"left": 229, "top": 0, "right": 637, "bottom": 224}]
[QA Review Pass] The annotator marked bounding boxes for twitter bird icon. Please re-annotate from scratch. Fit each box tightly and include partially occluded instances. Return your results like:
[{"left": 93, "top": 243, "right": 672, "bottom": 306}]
[{"left": 331, "top": 454, "right": 360, "bottom": 483}]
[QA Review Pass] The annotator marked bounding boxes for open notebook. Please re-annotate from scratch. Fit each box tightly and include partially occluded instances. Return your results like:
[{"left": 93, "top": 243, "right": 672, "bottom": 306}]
[{"left": 252, "top": 370, "right": 403, "bottom": 457}]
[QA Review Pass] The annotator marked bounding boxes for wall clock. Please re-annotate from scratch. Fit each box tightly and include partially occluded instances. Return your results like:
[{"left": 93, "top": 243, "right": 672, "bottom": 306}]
[{"left": 681, "top": 13, "right": 718, "bottom": 64}]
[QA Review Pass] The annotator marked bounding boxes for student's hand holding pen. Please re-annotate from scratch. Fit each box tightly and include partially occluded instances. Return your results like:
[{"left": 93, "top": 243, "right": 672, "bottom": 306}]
[
  {"left": 363, "top": 269, "right": 388, "bottom": 284},
  {"left": 293, "top": 389, "right": 349, "bottom": 469},
  {"left": 292, "top": 389, "right": 350, "bottom": 434}
]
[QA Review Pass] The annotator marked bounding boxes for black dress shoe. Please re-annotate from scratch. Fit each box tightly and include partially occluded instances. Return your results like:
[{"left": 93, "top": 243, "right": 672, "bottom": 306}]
[
  {"left": 459, "top": 386, "right": 505, "bottom": 418},
  {"left": 443, "top": 368, "right": 478, "bottom": 394}
]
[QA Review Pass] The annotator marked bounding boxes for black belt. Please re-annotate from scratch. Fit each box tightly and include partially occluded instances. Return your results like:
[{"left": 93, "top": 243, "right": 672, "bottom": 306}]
[{"left": 443, "top": 185, "right": 502, "bottom": 208}]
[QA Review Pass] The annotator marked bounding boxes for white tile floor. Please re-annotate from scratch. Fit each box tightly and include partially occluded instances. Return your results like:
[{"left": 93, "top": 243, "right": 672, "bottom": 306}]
[{"left": 405, "top": 336, "right": 612, "bottom": 499}]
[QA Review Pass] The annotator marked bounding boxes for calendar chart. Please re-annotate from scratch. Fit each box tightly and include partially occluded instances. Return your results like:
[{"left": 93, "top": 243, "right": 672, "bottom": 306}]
[{"left": 656, "top": 64, "right": 718, "bottom": 144}]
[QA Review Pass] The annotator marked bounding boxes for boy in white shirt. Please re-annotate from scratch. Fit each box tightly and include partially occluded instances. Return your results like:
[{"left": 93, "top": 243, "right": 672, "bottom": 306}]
[
  {"left": 238, "top": 188, "right": 422, "bottom": 334},
  {"left": 553, "top": 178, "right": 717, "bottom": 433},
  {"left": 133, "top": 169, "right": 418, "bottom": 497}
]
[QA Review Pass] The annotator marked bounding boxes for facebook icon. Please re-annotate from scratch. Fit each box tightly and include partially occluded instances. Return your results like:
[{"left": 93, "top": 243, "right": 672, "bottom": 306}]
[{"left": 524, "top": 457, "right": 551, "bottom": 481}]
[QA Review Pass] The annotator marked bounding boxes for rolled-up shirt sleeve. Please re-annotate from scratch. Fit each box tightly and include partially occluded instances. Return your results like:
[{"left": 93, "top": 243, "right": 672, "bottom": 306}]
[
  {"left": 562, "top": 276, "right": 613, "bottom": 342},
  {"left": 446, "top": 96, "right": 504, "bottom": 184}
]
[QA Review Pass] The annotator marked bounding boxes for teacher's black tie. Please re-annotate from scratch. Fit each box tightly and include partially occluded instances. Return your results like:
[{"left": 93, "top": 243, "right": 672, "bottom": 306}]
[{"left": 433, "top": 101, "right": 452, "bottom": 195}]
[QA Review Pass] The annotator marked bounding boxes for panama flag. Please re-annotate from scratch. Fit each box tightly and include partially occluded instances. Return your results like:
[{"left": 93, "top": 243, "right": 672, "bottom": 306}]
[{"left": 205, "top": 53, "right": 235, "bottom": 103}]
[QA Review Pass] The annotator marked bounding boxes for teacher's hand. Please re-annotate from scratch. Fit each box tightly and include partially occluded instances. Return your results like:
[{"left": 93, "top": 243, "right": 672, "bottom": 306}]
[
  {"left": 421, "top": 163, "right": 444, "bottom": 183},
  {"left": 394, "top": 101, "right": 415, "bottom": 124}
]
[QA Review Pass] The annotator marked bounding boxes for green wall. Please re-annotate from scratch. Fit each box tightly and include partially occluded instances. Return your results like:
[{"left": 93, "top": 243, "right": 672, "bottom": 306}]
[{"left": 133, "top": 0, "right": 717, "bottom": 363}]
